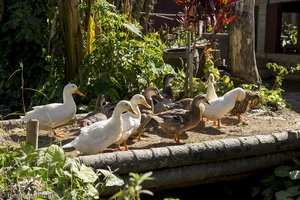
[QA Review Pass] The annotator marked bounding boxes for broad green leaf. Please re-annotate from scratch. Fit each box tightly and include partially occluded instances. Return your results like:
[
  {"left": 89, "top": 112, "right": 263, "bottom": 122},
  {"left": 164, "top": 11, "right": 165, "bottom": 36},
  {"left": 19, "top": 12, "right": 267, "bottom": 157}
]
[
  {"left": 75, "top": 164, "right": 97, "bottom": 183},
  {"left": 98, "top": 169, "right": 124, "bottom": 187},
  {"left": 286, "top": 185, "right": 300, "bottom": 196},
  {"left": 275, "top": 190, "right": 294, "bottom": 200},
  {"left": 44, "top": 145, "right": 66, "bottom": 166},
  {"left": 123, "top": 23, "right": 142, "bottom": 38},
  {"left": 290, "top": 170, "right": 300, "bottom": 180},
  {"left": 275, "top": 186, "right": 300, "bottom": 200},
  {"left": 274, "top": 165, "right": 292, "bottom": 177},
  {"left": 85, "top": 183, "right": 99, "bottom": 199}
]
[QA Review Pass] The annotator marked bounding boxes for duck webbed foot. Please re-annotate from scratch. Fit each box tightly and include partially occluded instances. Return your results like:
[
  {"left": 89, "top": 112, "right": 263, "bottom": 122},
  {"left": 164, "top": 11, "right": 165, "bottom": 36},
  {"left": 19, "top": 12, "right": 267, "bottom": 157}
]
[
  {"left": 173, "top": 133, "right": 181, "bottom": 144},
  {"left": 217, "top": 119, "right": 225, "bottom": 129},
  {"left": 53, "top": 130, "right": 65, "bottom": 138},
  {"left": 116, "top": 144, "right": 123, "bottom": 151}
]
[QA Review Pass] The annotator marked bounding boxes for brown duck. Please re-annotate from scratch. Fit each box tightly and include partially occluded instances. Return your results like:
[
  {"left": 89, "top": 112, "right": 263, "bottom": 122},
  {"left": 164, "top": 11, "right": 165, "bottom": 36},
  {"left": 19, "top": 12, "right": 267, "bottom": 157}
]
[
  {"left": 152, "top": 73, "right": 175, "bottom": 113},
  {"left": 78, "top": 94, "right": 109, "bottom": 127},
  {"left": 150, "top": 95, "right": 210, "bottom": 144},
  {"left": 230, "top": 90, "right": 260, "bottom": 122}
]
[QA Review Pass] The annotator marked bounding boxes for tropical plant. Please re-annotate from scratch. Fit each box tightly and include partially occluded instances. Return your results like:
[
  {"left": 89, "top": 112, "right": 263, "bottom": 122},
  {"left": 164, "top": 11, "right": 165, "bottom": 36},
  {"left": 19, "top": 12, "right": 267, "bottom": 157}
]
[{"left": 174, "top": 0, "right": 237, "bottom": 33}]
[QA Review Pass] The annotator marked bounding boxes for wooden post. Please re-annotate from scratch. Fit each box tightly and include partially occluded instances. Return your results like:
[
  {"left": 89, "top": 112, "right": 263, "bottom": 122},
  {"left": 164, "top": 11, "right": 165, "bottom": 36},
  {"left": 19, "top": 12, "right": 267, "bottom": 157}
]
[
  {"left": 26, "top": 119, "right": 39, "bottom": 149},
  {"left": 187, "top": 30, "right": 194, "bottom": 97}
]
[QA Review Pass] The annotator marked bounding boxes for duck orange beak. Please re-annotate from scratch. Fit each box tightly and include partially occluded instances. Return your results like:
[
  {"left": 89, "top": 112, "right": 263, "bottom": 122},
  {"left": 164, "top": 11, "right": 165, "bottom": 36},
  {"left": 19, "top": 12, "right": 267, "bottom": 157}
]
[
  {"left": 127, "top": 107, "right": 137, "bottom": 115},
  {"left": 142, "top": 100, "right": 152, "bottom": 109},
  {"left": 75, "top": 89, "right": 85, "bottom": 97}
]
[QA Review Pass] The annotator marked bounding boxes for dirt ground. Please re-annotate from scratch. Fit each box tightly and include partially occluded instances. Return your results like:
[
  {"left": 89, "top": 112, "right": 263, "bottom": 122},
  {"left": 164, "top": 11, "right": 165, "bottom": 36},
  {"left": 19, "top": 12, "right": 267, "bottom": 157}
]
[{"left": 1, "top": 105, "right": 300, "bottom": 156}]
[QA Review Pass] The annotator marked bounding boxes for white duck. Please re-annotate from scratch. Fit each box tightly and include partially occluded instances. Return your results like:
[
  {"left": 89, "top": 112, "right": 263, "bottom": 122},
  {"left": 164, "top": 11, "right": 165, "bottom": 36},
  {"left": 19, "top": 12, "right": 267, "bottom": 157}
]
[
  {"left": 205, "top": 73, "right": 218, "bottom": 102},
  {"left": 202, "top": 87, "right": 246, "bottom": 128},
  {"left": 21, "top": 83, "right": 84, "bottom": 137},
  {"left": 115, "top": 94, "right": 151, "bottom": 151},
  {"left": 62, "top": 100, "right": 136, "bottom": 155}
]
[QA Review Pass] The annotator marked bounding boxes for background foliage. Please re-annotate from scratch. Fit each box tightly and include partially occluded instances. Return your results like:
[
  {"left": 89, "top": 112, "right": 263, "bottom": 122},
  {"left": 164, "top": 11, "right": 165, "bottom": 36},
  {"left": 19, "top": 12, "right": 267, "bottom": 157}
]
[
  {"left": 0, "top": 0, "right": 174, "bottom": 116},
  {"left": 0, "top": 0, "right": 66, "bottom": 115}
]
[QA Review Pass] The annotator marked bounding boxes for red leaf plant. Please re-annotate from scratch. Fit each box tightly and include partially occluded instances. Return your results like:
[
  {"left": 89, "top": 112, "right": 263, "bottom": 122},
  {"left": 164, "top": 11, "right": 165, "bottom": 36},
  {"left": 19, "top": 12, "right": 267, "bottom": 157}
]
[{"left": 174, "top": 0, "right": 237, "bottom": 33}]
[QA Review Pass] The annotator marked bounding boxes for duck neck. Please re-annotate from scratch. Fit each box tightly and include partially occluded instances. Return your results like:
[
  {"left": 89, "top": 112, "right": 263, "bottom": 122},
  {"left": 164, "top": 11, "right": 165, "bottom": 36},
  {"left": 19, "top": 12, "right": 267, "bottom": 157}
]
[
  {"left": 163, "top": 86, "right": 173, "bottom": 99},
  {"left": 207, "top": 83, "right": 216, "bottom": 94},
  {"left": 144, "top": 94, "right": 155, "bottom": 113},
  {"left": 190, "top": 100, "right": 201, "bottom": 119},
  {"left": 112, "top": 110, "right": 123, "bottom": 131},
  {"left": 132, "top": 103, "right": 141, "bottom": 119},
  {"left": 95, "top": 96, "right": 105, "bottom": 111},
  {"left": 63, "top": 91, "right": 76, "bottom": 111},
  {"left": 150, "top": 98, "right": 155, "bottom": 113}
]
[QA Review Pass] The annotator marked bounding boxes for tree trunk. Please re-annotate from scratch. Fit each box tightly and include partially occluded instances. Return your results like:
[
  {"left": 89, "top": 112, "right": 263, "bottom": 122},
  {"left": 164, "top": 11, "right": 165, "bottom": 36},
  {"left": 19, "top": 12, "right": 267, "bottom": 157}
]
[
  {"left": 229, "top": 0, "right": 261, "bottom": 84},
  {"left": 59, "top": 0, "right": 83, "bottom": 82}
]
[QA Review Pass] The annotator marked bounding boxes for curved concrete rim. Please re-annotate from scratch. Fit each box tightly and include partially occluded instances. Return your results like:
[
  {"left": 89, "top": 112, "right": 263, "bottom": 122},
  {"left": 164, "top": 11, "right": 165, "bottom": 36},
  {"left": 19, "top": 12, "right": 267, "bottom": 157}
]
[{"left": 77, "top": 130, "right": 300, "bottom": 196}]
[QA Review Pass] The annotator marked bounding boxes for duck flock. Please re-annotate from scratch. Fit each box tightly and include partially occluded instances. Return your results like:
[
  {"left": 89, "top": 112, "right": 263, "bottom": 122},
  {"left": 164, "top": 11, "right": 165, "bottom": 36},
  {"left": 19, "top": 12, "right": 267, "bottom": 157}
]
[{"left": 21, "top": 73, "right": 260, "bottom": 155}]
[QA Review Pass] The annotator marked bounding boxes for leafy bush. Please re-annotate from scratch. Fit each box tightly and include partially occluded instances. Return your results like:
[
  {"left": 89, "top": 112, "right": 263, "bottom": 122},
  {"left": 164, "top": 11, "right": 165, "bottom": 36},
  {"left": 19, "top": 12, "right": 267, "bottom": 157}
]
[
  {"left": 80, "top": 0, "right": 174, "bottom": 103},
  {"left": 252, "top": 159, "right": 300, "bottom": 200},
  {"left": 0, "top": 143, "right": 124, "bottom": 199},
  {"left": 0, "top": 0, "right": 65, "bottom": 113}
]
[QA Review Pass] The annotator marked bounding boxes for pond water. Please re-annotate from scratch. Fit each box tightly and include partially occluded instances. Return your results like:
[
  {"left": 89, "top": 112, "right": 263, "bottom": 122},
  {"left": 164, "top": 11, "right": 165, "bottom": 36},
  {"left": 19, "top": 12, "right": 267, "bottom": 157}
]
[{"left": 141, "top": 171, "right": 269, "bottom": 200}]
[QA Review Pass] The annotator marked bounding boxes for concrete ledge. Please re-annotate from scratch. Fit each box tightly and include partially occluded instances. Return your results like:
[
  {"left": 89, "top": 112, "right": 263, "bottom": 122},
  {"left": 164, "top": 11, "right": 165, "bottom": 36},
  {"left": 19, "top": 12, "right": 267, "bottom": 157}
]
[
  {"left": 78, "top": 130, "right": 300, "bottom": 174},
  {"left": 77, "top": 130, "right": 300, "bottom": 196},
  {"left": 101, "top": 150, "right": 300, "bottom": 195}
]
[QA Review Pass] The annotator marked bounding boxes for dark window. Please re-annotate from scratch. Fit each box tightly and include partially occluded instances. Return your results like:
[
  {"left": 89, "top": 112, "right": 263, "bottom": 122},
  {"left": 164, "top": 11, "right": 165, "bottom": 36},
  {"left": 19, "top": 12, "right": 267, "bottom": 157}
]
[{"left": 265, "top": 1, "right": 300, "bottom": 54}]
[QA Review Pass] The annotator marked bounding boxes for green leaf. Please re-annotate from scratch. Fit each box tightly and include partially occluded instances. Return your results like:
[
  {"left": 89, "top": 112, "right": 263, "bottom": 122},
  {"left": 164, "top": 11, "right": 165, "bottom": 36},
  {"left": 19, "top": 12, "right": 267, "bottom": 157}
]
[
  {"left": 98, "top": 169, "right": 124, "bottom": 187},
  {"left": 274, "top": 165, "right": 292, "bottom": 177},
  {"left": 129, "top": 186, "right": 136, "bottom": 197},
  {"left": 286, "top": 185, "right": 300, "bottom": 195},
  {"left": 290, "top": 170, "right": 300, "bottom": 180},
  {"left": 44, "top": 145, "right": 66, "bottom": 167},
  {"left": 75, "top": 164, "right": 98, "bottom": 183},
  {"left": 140, "top": 189, "right": 154, "bottom": 196},
  {"left": 129, "top": 172, "right": 140, "bottom": 181},
  {"left": 85, "top": 183, "right": 99, "bottom": 199},
  {"left": 109, "top": 190, "right": 126, "bottom": 200},
  {"left": 275, "top": 190, "right": 294, "bottom": 200},
  {"left": 110, "top": 76, "right": 122, "bottom": 89},
  {"left": 139, "top": 171, "right": 154, "bottom": 182},
  {"left": 123, "top": 23, "right": 142, "bottom": 38},
  {"left": 275, "top": 186, "right": 300, "bottom": 199}
]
